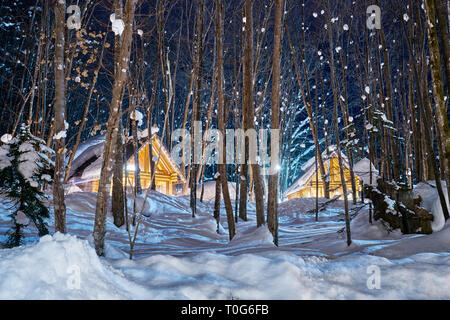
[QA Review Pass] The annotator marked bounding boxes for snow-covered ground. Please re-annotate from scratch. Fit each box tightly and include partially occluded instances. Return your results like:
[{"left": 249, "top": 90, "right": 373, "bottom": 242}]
[{"left": 0, "top": 184, "right": 449, "bottom": 299}]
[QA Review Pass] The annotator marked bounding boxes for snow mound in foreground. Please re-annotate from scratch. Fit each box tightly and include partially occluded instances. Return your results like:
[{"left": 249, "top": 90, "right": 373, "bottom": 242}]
[
  {"left": 0, "top": 233, "right": 148, "bottom": 299},
  {"left": 230, "top": 225, "right": 275, "bottom": 247},
  {"left": 1, "top": 231, "right": 450, "bottom": 299},
  {"left": 110, "top": 249, "right": 450, "bottom": 299}
]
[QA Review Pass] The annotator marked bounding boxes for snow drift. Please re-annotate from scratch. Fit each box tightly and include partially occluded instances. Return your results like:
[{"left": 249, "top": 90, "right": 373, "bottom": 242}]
[
  {"left": 1, "top": 231, "right": 450, "bottom": 299},
  {"left": 0, "top": 189, "right": 449, "bottom": 300},
  {"left": 0, "top": 232, "right": 149, "bottom": 299}
]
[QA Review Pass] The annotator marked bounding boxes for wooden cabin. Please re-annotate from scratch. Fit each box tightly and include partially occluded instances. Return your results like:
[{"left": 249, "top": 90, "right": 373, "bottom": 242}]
[
  {"left": 67, "top": 134, "right": 185, "bottom": 195},
  {"left": 283, "top": 148, "right": 362, "bottom": 201}
]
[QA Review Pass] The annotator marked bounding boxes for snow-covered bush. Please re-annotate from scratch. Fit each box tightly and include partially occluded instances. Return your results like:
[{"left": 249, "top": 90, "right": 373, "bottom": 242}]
[{"left": 0, "top": 125, "right": 54, "bottom": 247}]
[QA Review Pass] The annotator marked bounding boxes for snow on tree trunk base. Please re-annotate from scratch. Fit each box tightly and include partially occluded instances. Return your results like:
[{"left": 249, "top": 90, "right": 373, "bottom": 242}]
[{"left": 364, "top": 179, "right": 434, "bottom": 235}]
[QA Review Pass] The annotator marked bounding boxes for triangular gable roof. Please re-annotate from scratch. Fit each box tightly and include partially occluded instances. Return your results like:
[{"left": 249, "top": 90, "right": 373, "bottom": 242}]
[
  {"left": 141, "top": 134, "right": 186, "bottom": 182},
  {"left": 283, "top": 146, "right": 351, "bottom": 197},
  {"left": 68, "top": 133, "right": 185, "bottom": 183}
]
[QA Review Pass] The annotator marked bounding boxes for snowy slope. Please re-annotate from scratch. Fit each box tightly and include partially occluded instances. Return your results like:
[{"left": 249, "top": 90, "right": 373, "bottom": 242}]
[
  {"left": 0, "top": 187, "right": 449, "bottom": 299},
  {"left": 192, "top": 180, "right": 238, "bottom": 201}
]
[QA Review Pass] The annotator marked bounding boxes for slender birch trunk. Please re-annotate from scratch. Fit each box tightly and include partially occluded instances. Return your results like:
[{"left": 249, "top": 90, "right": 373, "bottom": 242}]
[
  {"left": 424, "top": 0, "right": 450, "bottom": 219},
  {"left": 190, "top": 0, "right": 204, "bottom": 218},
  {"left": 53, "top": 0, "right": 66, "bottom": 233},
  {"left": 112, "top": 121, "right": 125, "bottom": 228},
  {"left": 267, "top": 0, "right": 284, "bottom": 245},
  {"left": 93, "top": 0, "right": 135, "bottom": 256},
  {"left": 326, "top": 2, "right": 351, "bottom": 245},
  {"left": 216, "top": 0, "right": 236, "bottom": 240}
]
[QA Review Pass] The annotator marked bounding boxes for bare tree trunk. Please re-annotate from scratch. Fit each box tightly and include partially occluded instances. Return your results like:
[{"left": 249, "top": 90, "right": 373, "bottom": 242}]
[
  {"left": 337, "top": 47, "right": 358, "bottom": 204},
  {"left": 326, "top": 3, "right": 351, "bottom": 246},
  {"left": 27, "top": 24, "right": 43, "bottom": 130},
  {"left": 181, "top": 70, "right": 194, "bottom": 195},
  {"left": 425, "top": 0, "right": 450, "bottom": 219},
  {"left": 131, "top": 106, "right": 142, "bottom": 194},
  {"left": 190, "top": 0, "right": 204, "bottom": 218},
  {"left": 157, "top": 1, "right": 173, "bottom": 153},
  {"left": 199, "top": 166, "right": 206, "bottom": 202},
  {"left": 93, "top": 0, "right": 135, "bottom": 256},
  {"left": 53, "top": 0, "right": 66, "bottom": 234},
  {"left": 146, "top": 64, "right": 159, "bottom": 192},
  {"left": 409, "top": 67, "right": 423, "bottom": 182},
  {"left": 434, "top": 0, "right": 450, "bottom": 98},
  {"left": 314, "top": 70, "right": 319, "bottom": 221},
  {"left": 376, "top": 1, "right": 401, "bottom": 181},
  {"left": 112, "top": 121, "right": 125, "bottom": 228},
  {"left": 369, "top": 127, "right": 373, "bottom": 224},
  {"left": 216, "top": 0, "right": 236, "bottom": 240},
  {"left": 374, "top": 33, "right": 391, "bottom": 182},
  {"left": 231, "top": 20, "right": 241, "bottom": 223},
  {"left": 320, "top": 68, "right": 330, "bottom": 157},
  {"left": 239, "top": 0, "right": 251, "bottom": 222},
  {"left": 197, "top": 48, "right": 216, "bottom": 185},
  {"left": 239, "top": 0, "right": 265, "bottom": 226},
  {"left": 405, "top": 86, "right": 413, "bottom": 187},
  {"left": 213, "top": 171, "right": 221, "bottom": 234},
  {"left": 267, "top": 0, "right": 284, "bottom": 245}
]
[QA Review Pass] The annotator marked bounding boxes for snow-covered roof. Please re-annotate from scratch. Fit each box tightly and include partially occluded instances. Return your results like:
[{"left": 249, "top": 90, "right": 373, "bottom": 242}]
[
  {"left": 300, "top": 145, "right": 348, "bottom": 172},
  {"left": 353, "top": 158, "right": 379, "bottom": 186},
  {"left": 67, "top": 135, "right": 105, "bottom": 179},
  {"left": 68, "top": 133, "right": 185, "bottom": 183},
  {"left": 283, "top": 145, "right": 350, "bottom": 197}
]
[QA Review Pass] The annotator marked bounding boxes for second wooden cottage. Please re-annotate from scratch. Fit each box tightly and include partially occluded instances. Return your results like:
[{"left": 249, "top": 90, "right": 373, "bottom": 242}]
[{"left": 283, "top": 146, "right": 363, "bottom": 200}]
